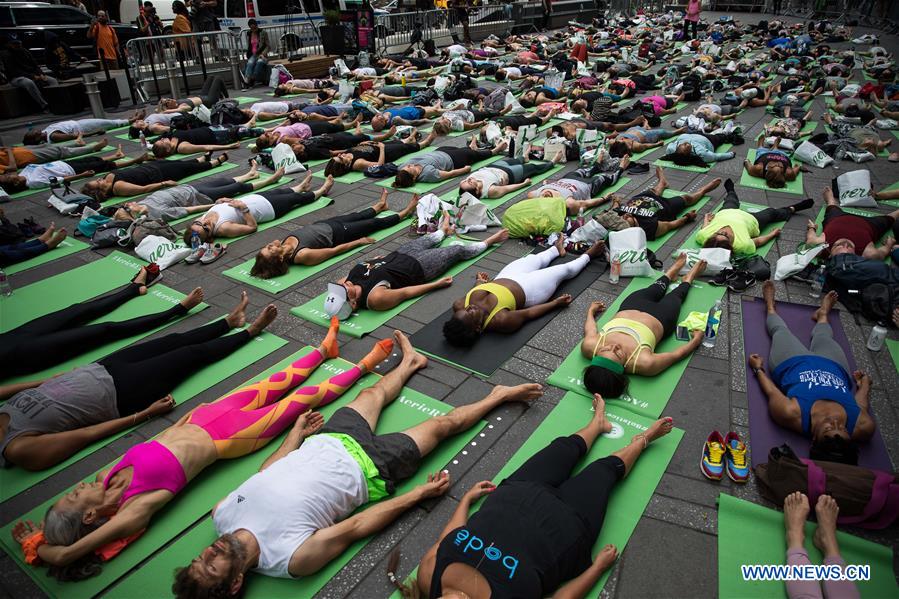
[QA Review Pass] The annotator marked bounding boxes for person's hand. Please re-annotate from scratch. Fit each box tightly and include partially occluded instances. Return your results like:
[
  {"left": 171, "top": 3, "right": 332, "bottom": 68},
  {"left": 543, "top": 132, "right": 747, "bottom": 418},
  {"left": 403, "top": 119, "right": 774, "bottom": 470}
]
[
  {"left": 228, "top": 142, "right": 241, "bottom": 149},
  {"left": 748, "top": 353, "right": 764, "bottom": 370},
  {"left": 163, "top": 180, "right": 178, "bottom": 187},
  {"left": 418, "top": 471, "right": 451, "bottom": 499},
  {"left": 771, "top": 228, "right": 782, "bottom": 238},
  {"left": 684, "top": 210, "right": 697, "bottom": 222},
  {"left": 893, "top": 306, "right": 899, "bottom": 329},
  {"left": 690, "top": 328, "right": 705, "bottom": 343},
  {"left": 554, "top": 293, "right": 573, "bottom": 306},
  {"left": 227, "top": 199, "right": 248, "bottom": 210},
  {"left": 358, "top": 237, "right": 376, "bottom": 245},
  {"left": 435, "top": 276, "right": 453, "bottom": 288},
  {"left": 293, "top": 411, "right": 324, "bottom": 437},
  {"left": 215, "top": 197, "right": 232, "bottom": 204},
  {"left": 852, "top": 370, "right": 870, "bottom": 388},
  {"left": 523, "top": 178, "right": 532, "bottom": 185},
  {"left": 588, "top": 300, "right": 606, "bottom": 314},
  {"left": 12, "top": 520, "right": 42, "bottom": 547},
  {"left": 142, "top": 395, "right": 176, "bottom": 419},
  {"left": 83, "top": 170, "right": 95, "bottom": 176},
  {"left": 475, "top": 271, "right": 490, "bottom": 284},
  {"left": 463, "top": 480, "right": 496, "bottom": 503}
]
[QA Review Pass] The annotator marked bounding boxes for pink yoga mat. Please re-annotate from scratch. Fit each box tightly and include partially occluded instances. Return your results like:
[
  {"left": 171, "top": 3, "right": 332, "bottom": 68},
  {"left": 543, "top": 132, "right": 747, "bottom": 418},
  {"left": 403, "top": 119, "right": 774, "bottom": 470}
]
[{"left": 741, "top": 298, "right": 893, "bottom": 472}]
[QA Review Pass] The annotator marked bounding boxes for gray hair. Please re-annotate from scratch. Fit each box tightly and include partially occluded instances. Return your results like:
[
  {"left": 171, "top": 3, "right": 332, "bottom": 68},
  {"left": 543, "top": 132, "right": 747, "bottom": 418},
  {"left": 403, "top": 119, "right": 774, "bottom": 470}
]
[{"left": 43, "top": 506, "right": 94, "bottom": 546}]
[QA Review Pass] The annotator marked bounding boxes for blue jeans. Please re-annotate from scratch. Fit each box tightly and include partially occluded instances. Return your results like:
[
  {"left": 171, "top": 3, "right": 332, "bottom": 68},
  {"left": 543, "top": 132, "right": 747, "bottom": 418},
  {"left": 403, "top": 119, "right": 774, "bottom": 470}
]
[{"left": 244, "top": 55, "right": 267, "bottom": 83}]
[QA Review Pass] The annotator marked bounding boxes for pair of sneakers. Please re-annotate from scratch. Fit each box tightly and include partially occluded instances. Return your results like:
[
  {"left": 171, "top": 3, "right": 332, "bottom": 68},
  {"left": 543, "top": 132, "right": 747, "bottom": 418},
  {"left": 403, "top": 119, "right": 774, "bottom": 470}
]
[
  {"left": 185, "top": 242, "right": 227, "bottom": 265},
  {"left": 710, "top": 268, "right": 755, "bottom": 292},
  {"left": 701, "top": 431, "right": 749, "bottom": 483}
]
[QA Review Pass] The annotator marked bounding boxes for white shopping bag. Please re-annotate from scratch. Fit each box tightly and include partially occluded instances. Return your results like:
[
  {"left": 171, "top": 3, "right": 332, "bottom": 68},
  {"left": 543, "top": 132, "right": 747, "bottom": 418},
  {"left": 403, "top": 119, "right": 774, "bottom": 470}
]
[
  {"left": 774, "top": 243, "right": 828, "bottom": 281},
  {"left": 272, "top": 142, "right": 306, "bottom": 174},
  {"left": 338, "top": 80, "right": 355, "bottom": 103},
  {"left": 764, "top": 137, "right": 794, "bottom": 151},
  {"left": 794, "top": 141, "right": 833, "bottom": 168},
  {"left": 504, "top": 91, "right": 527, "bottom": 115},
  {"left": 834, "top": 170, "right": 876, "bottom": 207},
  {"left": 543, "top": 69, "right": 565, "bottom": 91},
  {"left": 608, "top": 228, "right": 654, "bottom": 277},
  {"left": 569, "top": 219, "right": 608, "bottom": 243},
  {"left": 676, "top": 248, "right": 732, "bottom": 276},
  {"left": 192, "top": 104, "right": 211, "bottom": 123},
  {"left": 135, "top": 235, "right": 191, "bottom": 269}
]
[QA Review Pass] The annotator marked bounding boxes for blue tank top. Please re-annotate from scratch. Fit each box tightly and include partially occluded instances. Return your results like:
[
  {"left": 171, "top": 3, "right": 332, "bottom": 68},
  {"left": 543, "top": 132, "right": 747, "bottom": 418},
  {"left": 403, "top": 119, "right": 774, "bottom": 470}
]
[
  {"left": 771, "top": 355, "right": 859, "bottom": 436},
  {"left": 384, "top": 105, "right": 423, "bottom": 123}
]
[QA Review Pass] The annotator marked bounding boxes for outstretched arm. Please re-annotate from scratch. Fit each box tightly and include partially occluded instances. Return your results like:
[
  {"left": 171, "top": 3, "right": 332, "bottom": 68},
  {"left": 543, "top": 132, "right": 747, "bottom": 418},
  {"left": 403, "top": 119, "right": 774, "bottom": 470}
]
[
  {"left": 294, "top": 240, "right": 372, "bottom": 266},
  {"left": 749, "top": 355, "right": 801, "bottom": 431},
  {"left": 259, "top": 412, "right": 323, "bottom": 471},
  {"left": 367, "top": 278, "right": 452, "bottom": 310},
  {"left": 640, "top": 330, "right": 703, "bottom": 375}
]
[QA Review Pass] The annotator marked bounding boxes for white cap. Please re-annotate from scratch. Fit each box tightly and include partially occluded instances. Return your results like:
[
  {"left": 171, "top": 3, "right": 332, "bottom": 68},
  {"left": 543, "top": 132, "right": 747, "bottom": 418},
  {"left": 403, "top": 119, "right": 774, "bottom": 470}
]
[{"left": 324, "top": 283, "right": 353, "bottom": 320}]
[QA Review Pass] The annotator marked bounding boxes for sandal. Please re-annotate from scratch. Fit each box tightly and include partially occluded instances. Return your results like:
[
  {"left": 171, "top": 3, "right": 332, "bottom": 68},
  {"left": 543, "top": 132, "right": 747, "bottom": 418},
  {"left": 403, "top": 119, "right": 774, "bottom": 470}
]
[
  {"left": 132, "top": 262, "right": 162, "bottom": 287},
  {"left": 199, "top": 242, "right": 227, "bottom": 264}
]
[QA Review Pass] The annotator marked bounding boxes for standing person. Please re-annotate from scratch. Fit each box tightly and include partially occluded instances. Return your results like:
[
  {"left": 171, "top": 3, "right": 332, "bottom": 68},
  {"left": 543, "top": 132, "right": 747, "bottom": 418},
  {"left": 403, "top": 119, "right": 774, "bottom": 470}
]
[
  {"left": 191, "top": 0, "right": 220, "bottom": 32},
  {"left": 172, "top": 1, "right": 193, "bottom": 53},
  {"left": 88, "top": 10, "right": 120, "bottom": 70},
  {"left": 683, "top": 0, "right": 700, "bottom": 41},
  {"left": 541, "top": 0, "right": 553, "bottom": 30},
  {"left": 243, "top": 19, "right": 269, "bottom": 88},
  {"left": 453, "top": 0, "right": 471, "bottom": 44},
  {"left": 0, "top": 35, "right": 57, "bottom": 112},
  {"left": 138, "top": 2, "right": 164, "bottom": 36}
]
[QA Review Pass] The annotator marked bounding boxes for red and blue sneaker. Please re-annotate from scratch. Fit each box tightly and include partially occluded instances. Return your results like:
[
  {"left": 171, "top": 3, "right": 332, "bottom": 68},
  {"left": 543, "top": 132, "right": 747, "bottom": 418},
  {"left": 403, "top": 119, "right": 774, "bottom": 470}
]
[
  {"left": 725, "top": 432, "right": 750, "bottom": 483},
  {"left": 701, "top": 431, "right": 725, "bottom": 481}
]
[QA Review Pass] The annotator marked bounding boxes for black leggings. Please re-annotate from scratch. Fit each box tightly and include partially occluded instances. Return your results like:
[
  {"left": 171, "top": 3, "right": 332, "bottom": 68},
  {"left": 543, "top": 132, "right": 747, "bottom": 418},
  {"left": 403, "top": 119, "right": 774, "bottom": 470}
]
[
  {"left": 507, "top": 435, "right": 625, "bottom": 540},
  {"left": 115, "top": 159, "right": 212, "bottom": 186},
  {"left": 258, "top": 189, "right": 318, "bottom": 217},
  {"left": 721, "top": 188, "right": 793, "bottom": 231},
  {"left": 67, "top": 156, "right": 116, "bottom": 173},
  {"left": 619, "top": 276, "right": 692, "bottom": 338},
  {"left": 187, "top": 76, "right": 228, "bottom": 108},
  {"left": 498, "top": 115, "right": 542, "bottom": 129},
  {"left": 99, "top": 319, "right": 251, "bottom": 415},
  {"left": 682, "top": 18, "right": 698, "bottom": 40},
  {"left": 438, "top": 146, "right": 493, "bottom": 168},
  {"left": 0, "top": 283, "right": 187, "bottom": 379},
  {"left": 193, "top": 177, "right": 253, "bottom": 200},
  {"left": 321, "top": 207, "right": 402, "bottom": 245},
  {"left": 307, "top": 121, "right": 345, "bottom": 136}
]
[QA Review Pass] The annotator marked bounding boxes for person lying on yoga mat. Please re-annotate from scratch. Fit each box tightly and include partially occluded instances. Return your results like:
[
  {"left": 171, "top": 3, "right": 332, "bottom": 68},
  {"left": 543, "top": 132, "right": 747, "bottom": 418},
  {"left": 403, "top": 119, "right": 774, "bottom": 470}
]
[
  {"left": 433, "top": 106, "right": 510, "bottom": 135},
  {"left": 409, "top": 395, "right": 673, "bottom": 599},
  {"left": 743, "top": 136, "right": 804, "bottom": 189},
  {"left": 253, "top": 115, "right": 362, "bottom": 150},
  {"left": 820, "top": 113, "right": 894, "bottom": 155},
  {"left": 182, "top": 171, "right": 332, "bottom": 244},
  {"left": 324, "top": 215, "right": 509, "bottom": 318},
  {"left": 782, "top": 492, "right": 861, "bottom": 599},
  {"left": 658, "top": 132, "right": 740, "bottom": 168},
  {"left": 748, "top": 282, "right": 875, "bottom": 465},
  {"left": 250, "top": 190, "right": 419, "bottom": 277},
  {"left": 248, "top": 100, "right": 322, "bottom": 121},
  {"left": 580, "top": 254, "right": 708, "bottom": 398},
  {"left": 636, "top": 93, "right": 685, "bottom": 116},
  {"left": 443, "top": 236, "right": 606, "bottom": 346},
  {"left": 458, "top": 155, "right": 565, "bottom": 200},
  {"left": 324, "top": 132, "right": 437, "bottom": 178},
  {"left": 0, "top": 138, "right": 109, "bottom": 172},
  {"left": 370, "top": 105, "right": 445, "bottom": 132},
  {"left": 272, "top": 78, "right": 336, "bottom": 96},
  {"left": 805, "top": 187, "right": 898, "bottom": 260},
  {"left": 765, "top": 110, "right": 814, "bottom": 142},
  {"left": 151, "top": 125, "right": 265, "bottom": 158},
  {"left": 697, "top": 179, "right": 814, "bottom": 257},
  {"left": 155, "top": 76, "right": 229, "bottom": 113},
  {"left": 14, "top": 319, "right": 396, "bottom": 578},
  {"left": 484, "top": 110, "right": 558, "bottom": 134},
  {"left": 610, "top": 167, "right": 720, "bottom": 241},
  {"left": 692, "top": 102, "right": 744, "bottom": 123},
  {"left": 81, "top": 154, "right": 228, "bottom": 201},
  {"left": 172, "top": 337, "right": 544, "bottom": 594},
  {"left": 606, "top": 124, "right": 684, "bottom": 156},
  {"left": 519, "top": 86, "right": 568, "bottom": 108},
  {"left": 548, "top": 114, "right": 645, "bottom": 141},
  {"left": 392, "top": 139, "right": 508, "bottom": 188},
  {"left": 290, "top": 127, "right": 397, "bottom": 162},
  {"left": 0, "top": 292, "right": 271, "bottom": 470},
  {"left": 0, "top": 220, "right": 68, "bottom": 268},
  {"left": 106, "top": 161, "right": 279, "bottom": 223},
  {"left": 525, "top": 155, "right": 631, "bottom": 205},
  {"left": 23, "top": 115, "right": 142, "bottom": 145},
  {"left": 0, "top": 146, "right": 147, "bottom": 193}
]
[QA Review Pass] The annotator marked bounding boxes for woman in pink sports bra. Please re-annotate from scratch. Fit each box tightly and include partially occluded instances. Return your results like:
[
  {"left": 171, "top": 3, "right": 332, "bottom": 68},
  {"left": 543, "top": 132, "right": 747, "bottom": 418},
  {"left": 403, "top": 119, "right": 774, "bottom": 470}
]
[{"left": 22, "top": 318, "right": 395, "bottom": 580}]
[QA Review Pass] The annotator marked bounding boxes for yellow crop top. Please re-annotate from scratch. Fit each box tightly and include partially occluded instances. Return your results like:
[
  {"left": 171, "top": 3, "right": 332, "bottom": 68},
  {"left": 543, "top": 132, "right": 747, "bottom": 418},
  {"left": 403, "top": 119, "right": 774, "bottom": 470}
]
[
  {"left": 593, "top": 317, "right": 658, "bottom": 374},
  {"left": 465, "top": 283, "right": 517, "bottom": 327}
]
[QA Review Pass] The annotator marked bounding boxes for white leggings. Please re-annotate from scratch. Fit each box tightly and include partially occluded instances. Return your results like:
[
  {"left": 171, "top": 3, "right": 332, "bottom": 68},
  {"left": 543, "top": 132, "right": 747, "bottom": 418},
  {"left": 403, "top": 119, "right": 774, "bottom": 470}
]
[{"left": 495, "top": 246, "right": 591, "bottom": 307}]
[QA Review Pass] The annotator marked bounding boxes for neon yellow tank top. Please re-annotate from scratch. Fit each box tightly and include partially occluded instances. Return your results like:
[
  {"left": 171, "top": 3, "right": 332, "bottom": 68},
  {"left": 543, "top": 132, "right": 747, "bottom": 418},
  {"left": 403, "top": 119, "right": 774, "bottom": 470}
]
[
  {"left": 465, "top": 283, "right": 517, "bottom": 327},
  {"left": 593, "top": 317, "right": 658, "bottom": 373}
]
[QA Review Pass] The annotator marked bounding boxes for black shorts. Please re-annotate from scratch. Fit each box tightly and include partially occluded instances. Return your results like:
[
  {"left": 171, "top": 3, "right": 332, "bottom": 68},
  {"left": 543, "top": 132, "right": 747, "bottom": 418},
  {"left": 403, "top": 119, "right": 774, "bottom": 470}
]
[
  {"left": 632, "top": 190, "right": 686, "bottom": 220},
  {"left": 321, "top": 407, "right": 422, "bottom": 494}
]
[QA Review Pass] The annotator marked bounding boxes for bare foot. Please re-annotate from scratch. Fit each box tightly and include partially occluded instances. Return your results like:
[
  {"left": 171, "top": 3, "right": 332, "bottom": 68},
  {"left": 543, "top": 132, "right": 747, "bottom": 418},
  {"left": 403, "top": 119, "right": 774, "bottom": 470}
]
[
  {"left": 762, "top": 280, "right": 776, "bottom": 313},
  {"left": 655, "top": 165, "right": 667, "bottom": 188},
  {"left": 784, "top": 491, "right": 810, "bottom": 549},
  {"left": 633, "top": 416, "right": 674, "bottom": 447},
  {"left": 74, "top": 134, "right": 86, "bottom": 146},
  {"left": 812, "top": 494, "right": 841, "bottom": 558},
  {"left": 248, "top": 159, "right": 259, "bottom": 177},
  {"left": 225, "top": 291, "right": 249, "bottom": 328},
  {"left": 585, "top": 239, "right": 605, "bottom": 260},
  {"left": 297, "top": 171, "right": 314, "bottom": 192},
  {"left": 682, "top": 259, "right": 707, "bottom": 283},
  {"left": 485, "top": 228, "right": 509, "bottom": 245},
  {"left": 271, "top": 166, "right": 285, "bottom": 181},
  {"left": 592, "top": 545, "right": 618, "bottom": 573},
  {"left": 93, "top": 138, "right": 108, "bottom": 151},
  {"left": 373, "top": 189, "right": 389, "bottom": 213},
  {"left": 592, "top": 394, "right": 613, "bottom": 434},
  {"left": 555, "top": 233, "right": 567, "bottom": 258},
  {"left": 394, "top": 330, "right": 428, "bottom": 370},
  {"left": 111, "top": 144, "right": 125, "bottom": 160},
  {"left": 667, "top": 253, "right": 687, "bottom": 279},
  {"left": 493, "top": 383, "right": 544, "bottom": 405},
  {"left": 46, "top": 228, "right": 67, "bottom": 250},
  {"left": 440, "top": 211, "right": 454, "bottom": 236},
  {"left": 38, "top": 223, "right": 56, "bottom": 244},
  {"left": 247, "top": 304, "right": 278, "bottom": 336},
  {"left": 813, "top": 290, "right": 837, "bottom": 322},
  {"left": 319, "top": 175, "right": 335, "bottom": 197},
  {"left": 181, "top": 287, "right": 204, "bottom": 310},
  {"left": 132, "top": 266, "right": 150, "bottom": 295},
  {"left": 704, "top": 177, "right": 722, "bottom": 193},
  {"left": 399, "top": 193, "right": 419, "bottom": 218}
]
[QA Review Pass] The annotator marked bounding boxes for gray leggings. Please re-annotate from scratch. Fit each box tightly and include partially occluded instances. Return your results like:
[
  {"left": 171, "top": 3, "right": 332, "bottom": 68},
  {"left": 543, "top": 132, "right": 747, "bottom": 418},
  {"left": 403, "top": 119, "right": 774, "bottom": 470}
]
[
  {"left": 493, "top": 158, "right": 555, "bottom": 183},
  {"left": 30, "top": 144, "right": 98, "bottom": 162},
  {"left": 766, "top": 314, "right": 850, "bottom": 373},
  {"left": 397, "top": 231, "right": 487, "bottom": 280}
]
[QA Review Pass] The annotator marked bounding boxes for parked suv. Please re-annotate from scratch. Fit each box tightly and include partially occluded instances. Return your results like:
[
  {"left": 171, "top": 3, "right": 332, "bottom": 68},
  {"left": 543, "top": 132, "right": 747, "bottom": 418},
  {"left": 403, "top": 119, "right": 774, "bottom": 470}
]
[{"left": 0, "top": 2, "right": 140, "bottom": 64}]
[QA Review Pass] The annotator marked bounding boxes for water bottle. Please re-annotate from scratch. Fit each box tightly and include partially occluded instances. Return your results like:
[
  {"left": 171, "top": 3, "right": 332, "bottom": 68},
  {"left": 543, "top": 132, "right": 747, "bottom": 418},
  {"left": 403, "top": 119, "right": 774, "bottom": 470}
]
[
  {"left": 139, "top": 130, "right": 149, "bottom": 150},
  {"left": 809, "top": 265, "right": 826, "bottom": 297},
  {"left": 190, "top": 231, "right": 200, "bottom": 252},
  {"left": 609, "top": 257, "right": 621, "bottom": 284},
  {"left": 866, "top": 322, "right": 888, "bottom": 352},
  {"left": 703, "top": 299, "right": 723, "bottom": 348},
  {"left": 0, "top": 268, "right": 11, "bottom": 297},
  {"left": 576, "top": 206, "right": 585, "bottom": 228}
]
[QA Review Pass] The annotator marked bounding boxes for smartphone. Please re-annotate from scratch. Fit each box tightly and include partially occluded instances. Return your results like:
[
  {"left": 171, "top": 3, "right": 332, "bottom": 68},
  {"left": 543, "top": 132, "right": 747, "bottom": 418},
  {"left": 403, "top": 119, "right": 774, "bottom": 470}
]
[{"left": 675, "top": 325, "right": 690, "bottom": 342}]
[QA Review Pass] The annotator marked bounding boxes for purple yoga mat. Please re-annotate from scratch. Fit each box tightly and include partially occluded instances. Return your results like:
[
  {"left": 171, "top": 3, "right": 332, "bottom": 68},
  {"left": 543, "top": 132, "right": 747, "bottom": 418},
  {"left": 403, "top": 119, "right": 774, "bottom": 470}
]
[{"left": 742, "top": 298, "right": 894, "bottom": 472}]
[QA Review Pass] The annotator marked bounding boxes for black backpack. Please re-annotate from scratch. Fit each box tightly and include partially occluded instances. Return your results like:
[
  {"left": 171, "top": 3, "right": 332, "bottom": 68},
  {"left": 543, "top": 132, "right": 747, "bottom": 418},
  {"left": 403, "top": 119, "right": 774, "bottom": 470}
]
[
  {"left": 859, "top": 283, "right": 899, "bottom": 325},
  {"left": 211, "top": 99, "right": 248, "bottom": 126},
  {"left": 169, "top": 113, "right": 206, "bottom": 130}
]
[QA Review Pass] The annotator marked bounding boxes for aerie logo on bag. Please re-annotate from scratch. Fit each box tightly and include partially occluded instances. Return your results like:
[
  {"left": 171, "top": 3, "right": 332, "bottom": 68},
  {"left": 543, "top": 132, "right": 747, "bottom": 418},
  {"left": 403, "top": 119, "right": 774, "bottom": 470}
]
[
  {"left": 453, "top": 528, "right": 519, "bottom": 580},
  {"left": 839, "top": 187, "right": 871, "bottom": 201},
  {"left": 616, "top": 248, "right": 647, "bottom": 264},
  {"left": 149, "top": 241, "right": 181, "bottom": 261}
]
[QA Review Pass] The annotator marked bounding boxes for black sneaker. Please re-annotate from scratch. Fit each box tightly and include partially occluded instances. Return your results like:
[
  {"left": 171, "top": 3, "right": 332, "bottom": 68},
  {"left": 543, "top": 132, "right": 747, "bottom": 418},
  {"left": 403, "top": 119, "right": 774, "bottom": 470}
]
[
  {"left": 790, "top": 262, "right": 817, "bottom": 283},
  {"left": 727, "top": 270, "right": 756, "bottom": 293},
  {"left": 711, "top": 268, "right": 734, "bottom": 287}
]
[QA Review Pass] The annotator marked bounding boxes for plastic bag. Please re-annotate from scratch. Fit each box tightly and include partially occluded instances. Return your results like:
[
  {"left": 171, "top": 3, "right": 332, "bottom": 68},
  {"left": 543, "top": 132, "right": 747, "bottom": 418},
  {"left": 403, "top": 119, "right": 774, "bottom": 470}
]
[
  {"left": 676, "top": 248, "right": 732, "bottom": 276},
  {"left": 834, "top": 170, "right": 876, "bottom": 207},
  {"left": 608, "top": 228, "right": 654, "bottom": 277},
  {"left": 774, "top": 243, "right": 828, "bottom": 281},
  {"left": 794, "top": 140, "right": 833, "bottom": 168},
  {"left": 271, "top": 142, "right": 306, "bottom": 174},
  {"left": 135, "top": 235, "right": 191, "bottom": 269}
]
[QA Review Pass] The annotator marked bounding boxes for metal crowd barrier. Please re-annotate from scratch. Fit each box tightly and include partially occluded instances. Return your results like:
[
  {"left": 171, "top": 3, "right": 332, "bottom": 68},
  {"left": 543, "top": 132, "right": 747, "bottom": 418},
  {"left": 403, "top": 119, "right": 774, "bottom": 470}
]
[
  {"left": 237, "top": 22, "right": 324, "bottom": 63},
  {"left": 126, "top": 30, "right": 242, "bottom": 102}
]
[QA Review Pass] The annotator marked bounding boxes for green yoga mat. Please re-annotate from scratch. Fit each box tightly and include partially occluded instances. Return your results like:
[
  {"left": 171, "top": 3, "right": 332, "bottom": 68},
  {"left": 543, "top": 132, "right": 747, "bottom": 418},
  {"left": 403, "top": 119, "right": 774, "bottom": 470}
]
[
  {"left": 392, "top": 397, "right": 684, "bottom": 598},
  {"left": 629, "top": 144, "right": 663, "bottom": 161},
  {"left": 376, "top": 152, "right": 505, "bottom": 194},
  {"left": 717, "top": 494, "right": 899, "bottom": 599},
  {"left": 0, "top": 328, "right": 287, "bottom": 502},
  {"left": 4, "top": 237, "right": 90, "bottom": 276},
  {"left": 221, "top": 212, "right": 409, "bottom": 294},
  {"left": 767, "top": 118, "right": 819, "bottom": 135},
  {"left": 653, "top": 144, "right": 733, "bottom": 173},
  {"left": 887, "top": 339, "right": 899, "bottom": 374},
  {"left": 813, "top": 205, "right": 894, "bottom": 245},
  {"left": 647, "top": 190, "right": 713, "bottom": 251},
  {"left": 879, "top": 179, "right": 899, "bottom": 207},
  {"left": 291, "top": 239, "right": 498, "bottom": 337},
  {"left": 546, "top": 277, "right": 724, "bottom": 418},
  {"left": 98, "top": 371, "right": 481, "bottom": 599},
  {"left": 311, "top": 165, "right": 367, "bottom": 183},
  {"left": 0, "top": 251, "right": 208, "bottom": 385},
  {"left": 660, "top": 101, "right": 689, "bottom": 121},
  {"left": 739, "top": 150, "right": 805, "bottom": 195},
  {"left": 99, "top": 162, "right": 240, "bottom": 207},
  {"left": 679, "top": 201, "right": 781, "bottom": 257}
]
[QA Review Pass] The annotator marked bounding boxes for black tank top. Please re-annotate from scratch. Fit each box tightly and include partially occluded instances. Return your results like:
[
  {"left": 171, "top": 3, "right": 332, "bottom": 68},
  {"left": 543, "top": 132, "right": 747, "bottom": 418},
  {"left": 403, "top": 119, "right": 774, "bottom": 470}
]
[
  {"left": 168, "top": 127, "right": 218, "bottom": 149},
  {"left": 755, "top": 150, "right": 791, "bottom": 173},
  {"left": 345, "top": 252, "right": 425, "bottom": 306},
  {"left": 428, "top": 481, "right": 593, "bottom": 599},
  {"left": 349, "top": 142, "right": 419, "bottom": 164}
]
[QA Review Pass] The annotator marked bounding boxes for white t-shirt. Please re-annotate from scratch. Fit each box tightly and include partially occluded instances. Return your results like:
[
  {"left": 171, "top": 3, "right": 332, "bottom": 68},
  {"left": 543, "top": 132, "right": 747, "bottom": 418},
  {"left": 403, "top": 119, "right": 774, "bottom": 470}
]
[
  {"left": 504, "top": 67, "right": 522, "bottom": 78},
  {"left": 250, "top": 101, "right": 289, "bottom": 114},
  {"left": 533, "top": 178, "right": 591, "bottom": 201},
  {"left": 353, "top": 67, "right": 377, "bottom": 77},
  {"left": 207, "top": 193, "right": 276, "bottom": 232},
  {"left": 447, "top": 44, "right": 468, "bottom": 58},
  {"left": 146, "top": 112, "right": 179, "bottom": 126},
  {"left": 43, "top": 120, "right": 80, "bottom": 142},
  {"left": 469, "top": 167, "right": 506, "bottom": 195},
  {"left": 444, "top": 110, "right": 474, "bottom": 132},
  {"left": 213, "top": 435, "right": 368, "bottom": 578},
  {"left": 22, "top": 161, "right": 76, "bottom": 189}
]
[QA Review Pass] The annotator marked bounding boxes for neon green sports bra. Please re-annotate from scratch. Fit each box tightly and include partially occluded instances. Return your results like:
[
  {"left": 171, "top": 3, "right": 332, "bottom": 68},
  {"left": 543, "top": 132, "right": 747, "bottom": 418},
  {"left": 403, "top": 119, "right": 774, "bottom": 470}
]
[{"left": 593, "top": 317, "right": 658, "bottom": 374}]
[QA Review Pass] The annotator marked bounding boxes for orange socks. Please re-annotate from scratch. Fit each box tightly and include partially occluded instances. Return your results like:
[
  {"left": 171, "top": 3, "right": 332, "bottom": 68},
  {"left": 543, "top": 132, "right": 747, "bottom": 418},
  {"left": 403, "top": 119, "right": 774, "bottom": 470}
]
[
  {"left": 320, "top": 316, "right": 340, "bottom": 359},
  {"left": 360, "top": 338, "right": 394, "bottom": 372}
]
